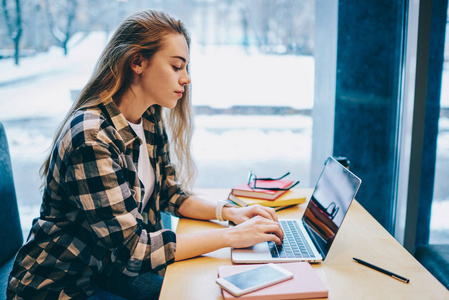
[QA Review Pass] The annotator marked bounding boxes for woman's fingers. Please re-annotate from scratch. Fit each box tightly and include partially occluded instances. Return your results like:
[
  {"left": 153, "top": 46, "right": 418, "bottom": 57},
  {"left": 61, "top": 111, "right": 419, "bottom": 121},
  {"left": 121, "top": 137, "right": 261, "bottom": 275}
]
[
  {"left": 265, "top": 231, "right": 283, "bottom": 245},
  {"left": 230, "top": 216, "right": 284, "bottom": 248},
  {"left": 249, "top": 205, "right": 278, "bottom": 221},
  {"left": 260, "top": 225, "right": 284, "bottom": 245},
  {"left": 254, "top": 216, "right": 283, "bottom": 237},
  {"left": 260, "top": 206, "right": 278, "bottom": 221},
  {"left": 228, "top": 204, "right": 279, "bottom": 225}
]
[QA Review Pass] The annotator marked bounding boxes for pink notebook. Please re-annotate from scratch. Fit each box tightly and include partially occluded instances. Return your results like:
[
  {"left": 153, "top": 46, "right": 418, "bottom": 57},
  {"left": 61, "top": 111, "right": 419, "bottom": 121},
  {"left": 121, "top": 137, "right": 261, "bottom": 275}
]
[{"left": 217, "top": 262, "right": 328, "bottom": 300}]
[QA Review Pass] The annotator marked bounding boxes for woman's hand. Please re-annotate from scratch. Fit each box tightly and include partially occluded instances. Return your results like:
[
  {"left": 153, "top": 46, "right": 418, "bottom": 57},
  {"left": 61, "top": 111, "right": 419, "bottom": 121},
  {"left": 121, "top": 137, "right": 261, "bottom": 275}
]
[
  {"left": 227, "top": 216, "right": 284, "bottom": 248},
  {"left": 175, "top": 216, "right": 283, "bottom": 261},
  {"left": 223, "top": 204, "right": 278, "bottom": 225}
]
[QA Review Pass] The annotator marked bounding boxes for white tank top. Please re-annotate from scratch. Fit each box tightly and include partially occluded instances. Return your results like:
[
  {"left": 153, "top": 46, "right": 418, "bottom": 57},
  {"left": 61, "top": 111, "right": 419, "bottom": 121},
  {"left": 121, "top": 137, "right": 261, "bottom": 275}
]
[{"left": 128, "top": 119, "right": 155, "bottom": 212}]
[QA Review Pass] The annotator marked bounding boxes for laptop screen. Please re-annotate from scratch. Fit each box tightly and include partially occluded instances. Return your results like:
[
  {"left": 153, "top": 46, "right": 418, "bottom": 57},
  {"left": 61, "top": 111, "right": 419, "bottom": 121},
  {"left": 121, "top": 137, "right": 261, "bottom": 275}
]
[{"left": 302, "top": 157, "right": 361, "bottom": 259}]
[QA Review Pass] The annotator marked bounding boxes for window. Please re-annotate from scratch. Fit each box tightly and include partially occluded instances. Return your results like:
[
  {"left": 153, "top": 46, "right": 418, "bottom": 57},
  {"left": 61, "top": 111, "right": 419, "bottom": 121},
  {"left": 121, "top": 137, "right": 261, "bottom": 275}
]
[
  {"left": 0, "top": 0, "right": 316, "bottom": 235},
  {"left": 4, "top": 0, "right": 442, "bottom": 252},
  {"left": 187, "top": 1, "right": 315, "bottom": 189}
]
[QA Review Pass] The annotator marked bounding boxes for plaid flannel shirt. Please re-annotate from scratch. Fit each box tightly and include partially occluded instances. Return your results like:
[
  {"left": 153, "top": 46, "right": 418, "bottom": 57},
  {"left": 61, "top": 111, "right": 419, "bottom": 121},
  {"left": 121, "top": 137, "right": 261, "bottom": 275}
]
[{"left": 7, "top": 98, "right": 189, "bottom": 299}]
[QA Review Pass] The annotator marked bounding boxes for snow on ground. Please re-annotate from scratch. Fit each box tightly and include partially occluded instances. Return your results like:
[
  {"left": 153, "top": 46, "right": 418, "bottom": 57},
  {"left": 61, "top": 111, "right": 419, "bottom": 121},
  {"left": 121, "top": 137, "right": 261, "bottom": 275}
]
[
  {"left": 193, "top": 114, "right": 312, "bottom": 163},
  {"left": 189, "top": 44, "right": 314, "bottom": 109},
  {"left": 0, "top": 32, "right": 106, "bottom": 120},
  {"left": 0, "top": 32, "right": 314, "bottom": 122}
]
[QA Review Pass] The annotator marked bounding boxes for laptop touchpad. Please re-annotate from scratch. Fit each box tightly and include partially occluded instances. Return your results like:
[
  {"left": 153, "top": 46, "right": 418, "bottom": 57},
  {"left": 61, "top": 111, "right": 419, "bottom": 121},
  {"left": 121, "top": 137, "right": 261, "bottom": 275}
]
[{"left": 232, "top": 242, "right": 272, "bottom": 261}]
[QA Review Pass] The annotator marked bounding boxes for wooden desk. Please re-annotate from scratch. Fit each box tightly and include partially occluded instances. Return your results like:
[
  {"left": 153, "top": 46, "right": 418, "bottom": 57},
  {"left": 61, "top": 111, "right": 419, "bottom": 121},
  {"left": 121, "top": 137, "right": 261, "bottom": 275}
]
[{"left": 160, "top": 189, "right": 449, "bottom": 299}]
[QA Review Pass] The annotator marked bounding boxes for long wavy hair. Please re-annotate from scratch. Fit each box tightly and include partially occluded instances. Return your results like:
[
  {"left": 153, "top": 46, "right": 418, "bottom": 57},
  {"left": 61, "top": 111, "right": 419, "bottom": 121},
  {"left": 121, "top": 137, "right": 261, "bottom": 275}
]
[{"left": 41, "top": 10, "right": 196, "bottom": 190}]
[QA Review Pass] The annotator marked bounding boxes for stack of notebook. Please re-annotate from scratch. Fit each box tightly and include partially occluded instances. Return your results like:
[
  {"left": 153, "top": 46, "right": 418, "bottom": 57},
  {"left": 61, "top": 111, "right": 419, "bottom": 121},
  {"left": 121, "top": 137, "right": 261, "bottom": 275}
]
[
  {"left": 231, "top": 178, "right": 296, "bottom": 200},
  {"left": 228, "top": 189, "right": 306, "bottom": 211}
]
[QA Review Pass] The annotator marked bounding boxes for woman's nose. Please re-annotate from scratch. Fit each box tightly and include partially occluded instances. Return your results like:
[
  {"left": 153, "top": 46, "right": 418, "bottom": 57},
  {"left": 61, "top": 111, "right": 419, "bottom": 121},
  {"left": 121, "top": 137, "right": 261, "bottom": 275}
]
[{"left": 180, "top": 72, "right": 191, "bottom": 86}]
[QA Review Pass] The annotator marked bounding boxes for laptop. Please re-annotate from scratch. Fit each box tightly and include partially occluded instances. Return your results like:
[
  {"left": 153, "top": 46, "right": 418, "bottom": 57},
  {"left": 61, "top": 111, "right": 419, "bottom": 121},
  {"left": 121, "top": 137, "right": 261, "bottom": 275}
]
[{"left": 231, "top": 156, "right": 362, "bottom": 263}]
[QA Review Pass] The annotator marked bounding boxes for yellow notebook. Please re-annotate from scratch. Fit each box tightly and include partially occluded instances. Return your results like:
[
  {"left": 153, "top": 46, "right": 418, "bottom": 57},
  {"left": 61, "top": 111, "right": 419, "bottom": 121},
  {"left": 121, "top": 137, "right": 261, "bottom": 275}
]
[{"left": 229, "top": 190, "right": 307, "bottom": 208}]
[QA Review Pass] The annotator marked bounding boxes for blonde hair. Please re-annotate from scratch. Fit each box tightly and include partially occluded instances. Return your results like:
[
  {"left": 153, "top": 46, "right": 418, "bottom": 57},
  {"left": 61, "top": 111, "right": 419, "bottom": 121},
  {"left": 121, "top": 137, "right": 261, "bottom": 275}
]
[{"left": 41, "top": 10, "right": 196, "bottom": 190}]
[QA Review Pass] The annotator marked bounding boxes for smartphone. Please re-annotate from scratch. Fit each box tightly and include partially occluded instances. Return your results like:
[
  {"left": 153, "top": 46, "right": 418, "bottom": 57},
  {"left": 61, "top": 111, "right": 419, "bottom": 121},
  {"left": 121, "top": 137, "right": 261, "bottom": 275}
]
[{"left": 216, "top": 263, "right": 293, "bottom": 297}]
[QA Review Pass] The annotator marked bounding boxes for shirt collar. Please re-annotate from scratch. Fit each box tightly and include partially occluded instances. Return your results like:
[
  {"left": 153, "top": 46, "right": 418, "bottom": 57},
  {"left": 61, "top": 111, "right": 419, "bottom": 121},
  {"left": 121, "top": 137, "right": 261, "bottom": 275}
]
[{"left": 101, "top": 97, "right": 160, "bottom": 146}]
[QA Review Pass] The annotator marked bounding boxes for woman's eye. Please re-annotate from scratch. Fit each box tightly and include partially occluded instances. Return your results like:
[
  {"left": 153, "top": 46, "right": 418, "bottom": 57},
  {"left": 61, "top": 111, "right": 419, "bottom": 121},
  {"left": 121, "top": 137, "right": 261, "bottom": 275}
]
[{"left": 173, "top": 66, "right": 181, "bottom": 71}]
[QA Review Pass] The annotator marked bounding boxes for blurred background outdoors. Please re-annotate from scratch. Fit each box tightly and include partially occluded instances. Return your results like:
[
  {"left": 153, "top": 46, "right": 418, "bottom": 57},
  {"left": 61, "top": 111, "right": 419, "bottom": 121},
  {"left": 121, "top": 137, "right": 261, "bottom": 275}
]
[{"left": 0, "top": 0, "right": 448, "bottom": 244}]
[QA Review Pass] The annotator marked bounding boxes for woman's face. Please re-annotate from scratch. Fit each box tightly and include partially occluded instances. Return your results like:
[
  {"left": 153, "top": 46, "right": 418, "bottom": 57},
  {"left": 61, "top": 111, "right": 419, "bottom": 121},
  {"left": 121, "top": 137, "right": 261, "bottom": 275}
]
[{"left": 140, "top": 33, "right": 191, "bottom": 109}]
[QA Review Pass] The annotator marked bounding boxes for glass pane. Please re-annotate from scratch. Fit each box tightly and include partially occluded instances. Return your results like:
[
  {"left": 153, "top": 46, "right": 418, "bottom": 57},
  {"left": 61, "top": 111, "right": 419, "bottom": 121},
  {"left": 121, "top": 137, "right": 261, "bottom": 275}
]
[
  {"left": 430, "top": 11, "right": 449, "bottom": 244},
  {"left": 0, "top": 0, "right": 316, "bottom": 236},
  {"left": 189, "top": 1, "right": 315, "bottom": 189}
]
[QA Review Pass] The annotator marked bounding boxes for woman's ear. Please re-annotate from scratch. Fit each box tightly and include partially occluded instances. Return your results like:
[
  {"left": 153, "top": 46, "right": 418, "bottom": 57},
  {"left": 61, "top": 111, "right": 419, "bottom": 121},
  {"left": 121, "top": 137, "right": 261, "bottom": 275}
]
[{"left": 130, "top": 54, "right": 144, "bottom": 75}]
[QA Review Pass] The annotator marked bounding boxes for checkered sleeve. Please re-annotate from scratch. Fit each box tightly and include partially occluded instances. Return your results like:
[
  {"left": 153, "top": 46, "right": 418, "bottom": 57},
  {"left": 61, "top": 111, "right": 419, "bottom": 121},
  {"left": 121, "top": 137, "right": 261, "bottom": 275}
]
[
  {"left": 161, "top": 163, "right": 190, "bottom": 217},
  {"left": 65, "top": 140, "right": 176, "bottom": 275},
  {"left": 154, "top": 121, "right": 190, "bottom": 217}
]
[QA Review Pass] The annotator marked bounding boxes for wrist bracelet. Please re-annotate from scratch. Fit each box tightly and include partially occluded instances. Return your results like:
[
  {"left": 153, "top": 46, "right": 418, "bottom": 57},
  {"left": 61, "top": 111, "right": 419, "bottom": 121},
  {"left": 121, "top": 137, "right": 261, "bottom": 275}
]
[{"left": 216, "top": 200, "right": 233, "bottom": 222}]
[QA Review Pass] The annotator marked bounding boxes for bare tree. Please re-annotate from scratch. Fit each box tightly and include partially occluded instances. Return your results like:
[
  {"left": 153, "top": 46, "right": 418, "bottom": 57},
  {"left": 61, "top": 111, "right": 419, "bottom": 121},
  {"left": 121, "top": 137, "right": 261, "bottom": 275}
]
[
  {"left": 84, "top": 0, "right": 123, "bottom": 37},
  {"left": 238, "top": 1, "right": 250, "bottom": 51},
  {"left": 242, "top": 0, "right": 314, "bottom": 55},
  {"left": 2, "top": 0, "right": 22, "bottom": 65},
  {"left": 44, "top": 0, "right": 77, "bottom": 55}
]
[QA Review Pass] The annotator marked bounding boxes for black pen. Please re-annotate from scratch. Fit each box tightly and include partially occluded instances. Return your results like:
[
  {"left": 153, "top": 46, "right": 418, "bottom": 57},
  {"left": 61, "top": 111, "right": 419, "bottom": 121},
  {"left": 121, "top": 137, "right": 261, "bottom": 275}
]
[{"left": 353, "top": 257, "right": 410, "bottom": 284}]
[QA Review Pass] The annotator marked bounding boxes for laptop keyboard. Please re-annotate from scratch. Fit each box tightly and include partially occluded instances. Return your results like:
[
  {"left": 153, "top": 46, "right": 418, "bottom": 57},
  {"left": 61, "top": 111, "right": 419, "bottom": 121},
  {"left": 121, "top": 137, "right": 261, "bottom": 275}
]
[{"left": 268, "top": 220, "right": 315, "bottom": 259}]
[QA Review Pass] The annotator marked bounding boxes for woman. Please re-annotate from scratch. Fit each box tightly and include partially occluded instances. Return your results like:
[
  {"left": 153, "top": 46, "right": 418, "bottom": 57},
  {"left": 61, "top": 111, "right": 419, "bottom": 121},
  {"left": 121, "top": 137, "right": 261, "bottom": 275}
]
[{"left": 7, "top": 10, "right": 283, "bottom": 300}]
